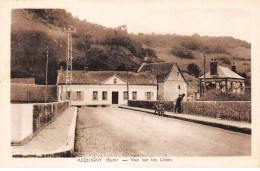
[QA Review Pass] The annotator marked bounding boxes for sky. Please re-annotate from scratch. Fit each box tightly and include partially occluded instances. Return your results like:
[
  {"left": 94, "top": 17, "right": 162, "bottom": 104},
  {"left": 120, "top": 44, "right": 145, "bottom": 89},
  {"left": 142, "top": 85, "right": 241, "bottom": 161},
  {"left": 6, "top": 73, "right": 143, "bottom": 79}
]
[{"left": 67, "top": 1, "right": 252, "bottom": 43}]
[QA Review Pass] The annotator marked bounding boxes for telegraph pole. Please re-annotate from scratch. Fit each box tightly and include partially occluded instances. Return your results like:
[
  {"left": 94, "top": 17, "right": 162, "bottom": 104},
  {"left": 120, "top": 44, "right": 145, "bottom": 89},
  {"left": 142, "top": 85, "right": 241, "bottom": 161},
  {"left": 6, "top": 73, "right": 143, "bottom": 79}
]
[
  {"left": 45, "top": 9, "right": 49, "bottom": 103},
  {"left": 203, "top": 51, "right": 206, "bottom": 93},
  {"left": 64, "top": 28, "right": 76, "bottom": 103}
]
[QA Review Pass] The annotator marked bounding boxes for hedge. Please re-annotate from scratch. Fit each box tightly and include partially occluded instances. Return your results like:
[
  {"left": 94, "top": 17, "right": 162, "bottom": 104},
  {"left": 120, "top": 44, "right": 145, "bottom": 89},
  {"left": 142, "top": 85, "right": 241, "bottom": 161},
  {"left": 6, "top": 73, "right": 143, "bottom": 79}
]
[
  {"left": 11, "top": 83, "right": 57, "bottom": 103},
  {"left": 128, "top": 100, "right": 251, "bottom": 122},
  {"left": 128, "top": 100, "right": 175, "bottom": 112},
  {"left": 182, "top": 101, "right": 251, "bottom": 122}
]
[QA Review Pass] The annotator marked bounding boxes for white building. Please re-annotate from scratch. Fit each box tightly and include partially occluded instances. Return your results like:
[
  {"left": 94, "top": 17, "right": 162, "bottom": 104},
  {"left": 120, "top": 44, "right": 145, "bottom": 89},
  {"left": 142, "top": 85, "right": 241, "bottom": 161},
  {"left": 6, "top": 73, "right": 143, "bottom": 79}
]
[
  {"left": 138, "top": 62, "right": 188, "bottom": 101},
  {"left": 57, "top": 70, "right": 157, "bottom": 106}
]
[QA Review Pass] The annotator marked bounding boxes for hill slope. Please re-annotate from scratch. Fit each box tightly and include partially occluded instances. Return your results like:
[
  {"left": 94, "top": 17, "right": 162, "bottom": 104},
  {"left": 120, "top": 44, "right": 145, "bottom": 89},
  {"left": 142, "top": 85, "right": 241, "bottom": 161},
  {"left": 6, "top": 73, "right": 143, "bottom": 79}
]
[
  {"left": 11, "top": 9, "right": 159, "bottom": 84},
  {"left": 11, "top": 9, "right": 251, "bottom": 86},
  {"left": 131, "top": 33, "right": 251, "bottom": 77}
]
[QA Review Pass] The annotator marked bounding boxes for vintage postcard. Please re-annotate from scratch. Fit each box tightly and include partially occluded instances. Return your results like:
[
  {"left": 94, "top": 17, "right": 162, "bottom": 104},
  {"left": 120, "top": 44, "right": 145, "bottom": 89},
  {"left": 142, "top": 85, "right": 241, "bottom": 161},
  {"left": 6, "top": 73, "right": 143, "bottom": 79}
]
[{"left": 0, "top": 0, "right": 260, "bottom": 168}]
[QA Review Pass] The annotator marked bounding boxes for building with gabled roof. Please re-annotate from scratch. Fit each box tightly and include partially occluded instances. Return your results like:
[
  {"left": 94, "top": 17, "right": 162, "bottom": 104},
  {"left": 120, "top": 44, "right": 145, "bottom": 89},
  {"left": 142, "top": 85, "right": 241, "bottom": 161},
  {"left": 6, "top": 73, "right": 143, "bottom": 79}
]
[
  {"left": 56, "top": 68, "right": 157, "bottom": 106},
  {"left": 138, "top": 62, "right": 189, "bottom": 101},
  {"left": 199, "top": 58, "right": 245, "bottom": 94}
]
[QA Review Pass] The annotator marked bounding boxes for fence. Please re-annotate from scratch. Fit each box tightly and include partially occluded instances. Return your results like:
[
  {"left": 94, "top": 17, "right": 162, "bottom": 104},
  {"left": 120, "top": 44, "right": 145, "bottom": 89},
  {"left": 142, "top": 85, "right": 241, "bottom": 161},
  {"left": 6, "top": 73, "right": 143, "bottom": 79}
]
[
  {"left": 128, "top": 100, "right": 251, "bottom": 122},
  {"left": 11, "top": 83, "right": 57, "bottom": 103}
]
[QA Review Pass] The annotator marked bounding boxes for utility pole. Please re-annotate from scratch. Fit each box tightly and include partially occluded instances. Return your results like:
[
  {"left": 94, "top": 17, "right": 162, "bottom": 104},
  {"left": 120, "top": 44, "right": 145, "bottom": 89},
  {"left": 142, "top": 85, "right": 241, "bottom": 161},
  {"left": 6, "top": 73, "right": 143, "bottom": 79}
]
[
  {"left": 127, "top": 70, "right": 129, "bottom": 101},
  {"left": 203, "top": 51, "right": 206, "bottom": 93},
  {"left": 125, "top": 65, "right": 130, "bottom": 101},
  {"left": 45, "top": 9, "right": 49, "bottom": 103},
  {"left": 64, "top": 27, "right": 76, "bottom": 103},
  {"left": 45, "top": 45, "right": 49, "bottom": 86}
]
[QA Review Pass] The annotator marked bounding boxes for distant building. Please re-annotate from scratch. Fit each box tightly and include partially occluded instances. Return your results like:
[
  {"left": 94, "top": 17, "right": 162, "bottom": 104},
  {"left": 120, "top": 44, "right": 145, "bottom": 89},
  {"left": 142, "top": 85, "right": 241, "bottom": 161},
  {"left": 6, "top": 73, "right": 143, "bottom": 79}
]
[
  {"left": 56, "top": 69, "right": 157, "bottom": 106},
  {"left": 199, "top": 58, "right": 245, "bottom": 94},
  {"left": 182, "top": 72, "right": 199, "bottom": 101},
  {"left": 137, "top": 62, "right": 188, "bottom": 101},
  {"left": 11, "top": 78, "right": 35, "bottom": 84}
]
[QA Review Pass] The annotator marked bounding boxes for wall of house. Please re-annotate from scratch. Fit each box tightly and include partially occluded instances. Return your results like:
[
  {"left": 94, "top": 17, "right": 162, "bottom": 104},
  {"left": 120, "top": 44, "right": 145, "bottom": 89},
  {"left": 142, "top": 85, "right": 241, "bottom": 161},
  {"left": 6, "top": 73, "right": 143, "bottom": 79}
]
[
  {"left": 164, "top": 81, "right": 187, "bottom": 101},
  {"left": 158, "top": 82, "right": 164, "bottom": 100},
  {"left": 163, "top": 64, "right": 187, "bottom": 101},
  {"left": 11, "top": 104, "right": 34, "bottom": 145},
  {"left": 11, "top": 101, "right": 70, "bottom": 145},
  {"left": 58, "top": 84, "right": 157, "bottom": 106}
]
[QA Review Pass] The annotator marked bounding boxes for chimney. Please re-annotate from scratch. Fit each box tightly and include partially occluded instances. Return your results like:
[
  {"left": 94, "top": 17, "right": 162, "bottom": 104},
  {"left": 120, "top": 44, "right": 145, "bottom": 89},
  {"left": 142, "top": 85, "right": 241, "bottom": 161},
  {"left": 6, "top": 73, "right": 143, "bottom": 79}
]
[
  {"left": 210, "top": 58, "right": 218, "bottom": 76},
  {"left": 231, "top": 62, "right": 236, "bottom": 73}
]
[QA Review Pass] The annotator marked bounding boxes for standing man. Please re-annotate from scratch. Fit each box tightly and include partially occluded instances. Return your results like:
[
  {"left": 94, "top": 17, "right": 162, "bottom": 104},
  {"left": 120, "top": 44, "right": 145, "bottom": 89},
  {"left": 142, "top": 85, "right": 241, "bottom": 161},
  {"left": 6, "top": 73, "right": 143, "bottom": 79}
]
[{"left": 174, "top": 94, "right": 185, "bottom": 113}]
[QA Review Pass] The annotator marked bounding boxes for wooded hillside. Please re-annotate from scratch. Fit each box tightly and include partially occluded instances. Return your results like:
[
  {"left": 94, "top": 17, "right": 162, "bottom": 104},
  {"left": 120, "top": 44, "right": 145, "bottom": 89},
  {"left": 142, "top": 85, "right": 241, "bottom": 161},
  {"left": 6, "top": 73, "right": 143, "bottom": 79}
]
[{"left": 11, "top": 9, "right": 251, "bottom": 85}]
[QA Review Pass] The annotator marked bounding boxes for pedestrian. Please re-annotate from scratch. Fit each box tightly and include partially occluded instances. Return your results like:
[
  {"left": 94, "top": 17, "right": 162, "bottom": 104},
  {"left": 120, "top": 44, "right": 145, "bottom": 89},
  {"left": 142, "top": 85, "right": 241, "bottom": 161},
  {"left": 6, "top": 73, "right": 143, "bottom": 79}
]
[{"left": 174, "top": 94, "right": 185, "bottom": 113}]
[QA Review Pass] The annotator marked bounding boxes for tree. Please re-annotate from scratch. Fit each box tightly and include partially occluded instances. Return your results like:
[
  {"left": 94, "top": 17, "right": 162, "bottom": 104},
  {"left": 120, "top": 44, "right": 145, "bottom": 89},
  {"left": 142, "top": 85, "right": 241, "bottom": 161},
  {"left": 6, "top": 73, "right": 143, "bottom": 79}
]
[{"left": 187, "top": 63, "right": 201, "bottom": 78}]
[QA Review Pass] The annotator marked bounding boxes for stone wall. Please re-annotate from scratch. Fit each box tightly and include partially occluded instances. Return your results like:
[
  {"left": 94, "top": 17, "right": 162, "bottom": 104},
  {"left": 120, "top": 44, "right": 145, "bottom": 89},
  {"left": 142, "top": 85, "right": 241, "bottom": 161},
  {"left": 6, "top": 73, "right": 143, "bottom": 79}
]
[{"left": 11, "top": 101, "right": 69, "bottom": 145}]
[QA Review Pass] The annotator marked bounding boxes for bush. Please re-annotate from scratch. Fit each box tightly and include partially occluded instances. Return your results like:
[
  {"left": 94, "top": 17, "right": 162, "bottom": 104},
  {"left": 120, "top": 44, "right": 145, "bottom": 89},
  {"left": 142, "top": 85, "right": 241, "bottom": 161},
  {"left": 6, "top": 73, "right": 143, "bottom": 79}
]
[
  {"left": 187, "top": 63, "right": 201, "bottom": 78},
  {"left": 219, "top": 56, "right": 231, "bottom": 65},
  {"left": 199, "top": 89, "right": 251, "bottom": 101},
  {"left": 171, "top": 47, "right": 194, "bottom": 59},
  {"left": 128, "top": 100, "right": 251, "bottom": 122},
  {"left": 128, "top": 100, "right": 175, "bottom": 112},
  {"left": 182, "top": 101, "right": 251, "bottom": 122}
]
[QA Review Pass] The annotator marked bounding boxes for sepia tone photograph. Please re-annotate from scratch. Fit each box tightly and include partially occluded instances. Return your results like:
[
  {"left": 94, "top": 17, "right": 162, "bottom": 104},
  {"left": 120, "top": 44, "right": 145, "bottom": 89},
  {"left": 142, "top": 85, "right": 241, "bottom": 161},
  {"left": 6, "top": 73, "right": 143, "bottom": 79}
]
[{"left": 1, "top": 0, "right": 260, "bottom": 168}]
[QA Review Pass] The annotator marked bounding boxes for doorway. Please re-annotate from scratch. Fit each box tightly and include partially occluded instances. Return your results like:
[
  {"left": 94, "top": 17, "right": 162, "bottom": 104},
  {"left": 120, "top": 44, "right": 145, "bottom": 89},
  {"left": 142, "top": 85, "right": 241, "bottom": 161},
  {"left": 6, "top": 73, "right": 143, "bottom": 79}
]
[{"left": 112, "top": 92, "right": 119, "bottom": 104}]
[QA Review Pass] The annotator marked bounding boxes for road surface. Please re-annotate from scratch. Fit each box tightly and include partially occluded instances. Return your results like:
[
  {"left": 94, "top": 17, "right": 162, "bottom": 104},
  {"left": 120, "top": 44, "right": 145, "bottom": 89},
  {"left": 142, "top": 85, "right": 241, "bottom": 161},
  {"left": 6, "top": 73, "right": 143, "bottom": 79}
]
[{"left": 75, "top": 106, "right": 251, "bottom": 157}]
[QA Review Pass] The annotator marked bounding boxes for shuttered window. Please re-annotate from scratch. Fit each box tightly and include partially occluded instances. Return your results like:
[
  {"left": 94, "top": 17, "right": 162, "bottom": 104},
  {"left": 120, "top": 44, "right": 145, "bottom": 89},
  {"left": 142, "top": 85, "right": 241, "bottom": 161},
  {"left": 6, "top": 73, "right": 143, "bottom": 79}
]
[
  {"left": 76, "top": 91, "right": 84, "bottom": 101},
  {"left": 145, "top": 92, "right": 152, "bottom": 100},
  {"left": 123, "top": 91, "right": 128, "bottom": 100},
  {"left": 102, "top": 91, "right": 107, "bottom": 100},
  {"left": 132, "top": 91, "right": 137, "bottom": 100},
  {"left": 93, "top": 91, "right": 98, "bottom": 100}
]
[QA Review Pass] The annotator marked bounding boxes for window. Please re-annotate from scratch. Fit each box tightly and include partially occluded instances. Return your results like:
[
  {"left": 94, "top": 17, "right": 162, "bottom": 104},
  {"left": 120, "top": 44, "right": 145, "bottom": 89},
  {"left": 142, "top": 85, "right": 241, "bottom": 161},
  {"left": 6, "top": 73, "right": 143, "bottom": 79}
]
[
  {"left": 66, "top": 91, "right": 70, "bottom": 100},
  {"left": 177, "top": 72, "right": 179, "bottom": 76},
  {"left": 123, "top": 91, "right": 128, "bottom": 100},
  {"left": 132, "top": 91, "right": 137, "bottom": 100},
  {"left": 178, "top": 85, "right": 181, "bottom": 90},
  {"left": 76, "top": 91, "right": 81, "bottom": 100},
  {"left": 102, "top": 91, "right": 107, "bottom": 100},
  {"left": 146, "top": 92, "right": 151, "bottom": 100},
  {"left": 114, "top": 78, "right": 117, "bottom": 84},
  {"left": 93, "top": 91, "right": 98, "bottom": 100}
]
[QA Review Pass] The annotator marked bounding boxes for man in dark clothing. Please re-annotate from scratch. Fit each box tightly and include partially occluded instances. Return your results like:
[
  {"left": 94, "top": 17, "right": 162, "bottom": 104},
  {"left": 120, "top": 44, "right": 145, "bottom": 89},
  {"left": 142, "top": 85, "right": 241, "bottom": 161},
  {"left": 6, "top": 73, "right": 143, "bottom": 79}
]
[{"left": 174, "top": 94, "right": 185, "bottom": 113}]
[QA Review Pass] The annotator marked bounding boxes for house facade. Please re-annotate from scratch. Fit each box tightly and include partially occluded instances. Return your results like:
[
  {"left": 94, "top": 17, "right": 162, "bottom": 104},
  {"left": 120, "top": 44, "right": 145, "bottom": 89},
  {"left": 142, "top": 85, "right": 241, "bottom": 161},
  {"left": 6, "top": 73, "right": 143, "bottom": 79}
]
[
  {"left": 57, "top": 70, "right": 157, "bottom": 106},
  {"left": 199, "top": 58, "right": 245, "bottom": 94},
  {"left": 138, "top": 62, "right": 188, "bottom": 101}
]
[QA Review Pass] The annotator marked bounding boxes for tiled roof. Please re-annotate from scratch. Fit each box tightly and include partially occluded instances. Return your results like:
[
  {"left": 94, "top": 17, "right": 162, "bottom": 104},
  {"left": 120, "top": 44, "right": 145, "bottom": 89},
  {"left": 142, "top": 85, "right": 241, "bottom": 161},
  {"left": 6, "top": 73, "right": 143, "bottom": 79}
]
[
  {"left": 57, "top": 70, "right": 157, "bottom": 85},
  {"left": 199, "top": 66, "right": 245, "bottom": 79},
  {"left": 137, "top": 62, "right": 175, "bottom": 82},
  {"left": 182, "top": 72, "right": 199, "bottom": 91}
]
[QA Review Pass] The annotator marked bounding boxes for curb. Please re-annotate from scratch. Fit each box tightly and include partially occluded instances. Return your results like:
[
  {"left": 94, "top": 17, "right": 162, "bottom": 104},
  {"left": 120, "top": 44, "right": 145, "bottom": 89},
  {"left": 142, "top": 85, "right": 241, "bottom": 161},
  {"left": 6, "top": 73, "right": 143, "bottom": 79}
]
[
  {"left": 119, "top": 106, "right": 251, "bottom": 134},
  {"left": 12, "top": 107, "right": 78, "bottom": 158}
]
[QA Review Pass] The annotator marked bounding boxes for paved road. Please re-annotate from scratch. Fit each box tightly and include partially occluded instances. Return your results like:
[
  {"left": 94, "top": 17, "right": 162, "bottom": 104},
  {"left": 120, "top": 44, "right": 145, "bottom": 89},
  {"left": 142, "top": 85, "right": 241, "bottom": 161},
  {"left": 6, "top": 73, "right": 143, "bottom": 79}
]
[{"left": 75, "top": 106, "right": 251, "bottom": 157}]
